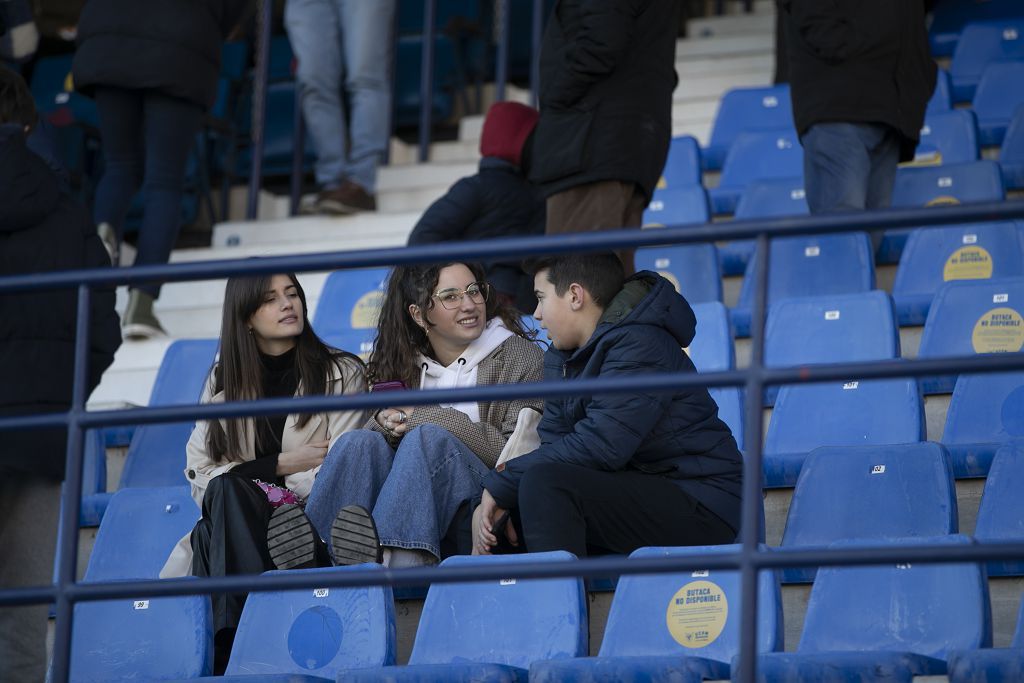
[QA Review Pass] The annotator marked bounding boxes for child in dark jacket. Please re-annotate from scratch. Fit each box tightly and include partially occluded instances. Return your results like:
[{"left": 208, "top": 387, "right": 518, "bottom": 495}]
[
  {"left": 472, "top": 253, "right": 743, "bottom": 557},
  {"left": 407, "top": 101, "right": 545, "bottom": 312}
]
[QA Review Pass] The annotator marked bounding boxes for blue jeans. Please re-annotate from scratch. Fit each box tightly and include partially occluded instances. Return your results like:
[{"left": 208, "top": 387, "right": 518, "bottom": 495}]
[
  {"left": 304, "top": 425, "right": 489, "bottom": 559},
  {"left": 284, "top": 0, "right": 395, "bottom": 192},
  {"left": 93, "top": 87, "right": 204, "bottom": 298},
  {"left": 801, "top": 122, "right": 901, "bottom": 213}
]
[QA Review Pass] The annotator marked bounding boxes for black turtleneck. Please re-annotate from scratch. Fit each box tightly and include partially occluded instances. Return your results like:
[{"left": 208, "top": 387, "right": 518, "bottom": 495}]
[{"left": 232, "top": 346, "right": 299, "bottom": 484}]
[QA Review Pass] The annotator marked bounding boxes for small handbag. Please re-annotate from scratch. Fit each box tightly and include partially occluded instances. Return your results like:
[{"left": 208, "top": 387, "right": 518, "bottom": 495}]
[{"left": 253, "top": 479, "right": 302, "bottom": 508}]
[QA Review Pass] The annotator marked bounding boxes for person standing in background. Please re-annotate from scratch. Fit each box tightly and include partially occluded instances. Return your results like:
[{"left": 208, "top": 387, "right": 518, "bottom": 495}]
[
  {"left": 285, "top": 0, "right": 395, "bottom": 215},
  {"left": 530, "top": 0, "right": 681, "bottom": 275},
  {"left": 72, "top": 0, "right": 250, "bottom": 339}
]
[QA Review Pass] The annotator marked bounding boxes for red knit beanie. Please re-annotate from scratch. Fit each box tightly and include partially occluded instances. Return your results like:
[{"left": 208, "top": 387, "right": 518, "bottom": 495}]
[{"left": 479, "top": 101, "right": 539, "bottom": 167}]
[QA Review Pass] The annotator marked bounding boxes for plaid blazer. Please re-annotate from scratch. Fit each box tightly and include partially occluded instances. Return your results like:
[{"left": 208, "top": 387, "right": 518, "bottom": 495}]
[{"left": 367, "top": 334, "right": 544, "bottom": 468}]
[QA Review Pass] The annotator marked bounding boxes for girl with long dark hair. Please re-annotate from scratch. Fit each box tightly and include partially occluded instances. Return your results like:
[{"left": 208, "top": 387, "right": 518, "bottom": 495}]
[
  {"left": 160, "top": 272, "right": 366, "bottom": 669},
  {"left": 304, "top": 262, "right": 544, "bottom": 568}
]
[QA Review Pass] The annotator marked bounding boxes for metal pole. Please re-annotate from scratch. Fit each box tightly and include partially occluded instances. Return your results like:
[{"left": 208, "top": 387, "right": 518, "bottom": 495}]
[
  {"left": 734, "top": 233, "right": 771, "bottom": 683},
  {"left": 289, "top": 87, "right": 305, "bottom": 217},
  {"left": 418, "top": 0, "right": 437, "bottom": 162},
  {"left": 494, "top": 0, "right": 511, "bottom": 102},
  {"left": 246, "top": 0, "right": 273, "bottom": 220},
  {"left": 529, "top": 0, "right": 543, "bottom": 107},
  {"left": 49, "top": 285, "right": 93, "bottom": 683}
]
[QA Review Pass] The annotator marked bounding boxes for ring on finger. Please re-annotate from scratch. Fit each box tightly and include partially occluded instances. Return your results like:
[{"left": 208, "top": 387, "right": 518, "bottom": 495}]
[{"left": 395, "top": 410, "right": 407, "bottom": 423}]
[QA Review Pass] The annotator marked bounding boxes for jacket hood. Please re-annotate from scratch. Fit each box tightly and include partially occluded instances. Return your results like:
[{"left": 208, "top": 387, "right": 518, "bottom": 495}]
[
  {"left": 479, "top": 101, "right": 539, "bottom": 167},
  {"left": 585, "top": 271, "right": 697, "bottom": 352},
  {"left": 418, "top": 317, "right": 514, "bottom": 385},
  {"left": 0, "top": 123, "right": 60, "bottom": 234}
]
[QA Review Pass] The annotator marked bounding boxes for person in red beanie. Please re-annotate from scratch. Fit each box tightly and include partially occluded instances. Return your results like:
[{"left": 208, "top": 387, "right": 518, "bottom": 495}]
[{"left": 408, "top": 101, "right": 545, "bottom": 312}]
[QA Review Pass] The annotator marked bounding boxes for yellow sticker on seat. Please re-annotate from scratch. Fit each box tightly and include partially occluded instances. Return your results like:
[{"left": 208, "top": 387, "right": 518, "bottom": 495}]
[
  {"left": 351, "top": 291, "right": 383, "bottom": 329},
  {"left": 943, "top": 246, "right": 993, "bottom": 281},
  {"left": 666, "top": 580, "right": 728, "bottom": 649},
  {"left": 972, "top": 307, "right": 1024, "bottom": 353}
]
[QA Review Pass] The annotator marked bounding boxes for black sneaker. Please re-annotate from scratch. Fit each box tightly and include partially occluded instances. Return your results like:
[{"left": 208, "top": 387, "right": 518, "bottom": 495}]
[
  {"left": 330, "top": 505, "right": 383, "bottom": 566},
  {"left": 266, "top": 504, "right": 318, "bottom": 570}
]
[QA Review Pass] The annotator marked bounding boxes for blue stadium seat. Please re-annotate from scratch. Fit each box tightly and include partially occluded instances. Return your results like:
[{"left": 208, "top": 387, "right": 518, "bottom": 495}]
[
  {"left": 882, "top": 161, "right": 1008, "bottom": 263},
  {"left": 312, "top": 268, "right": 390, "bottom": 341},
  {"left": 917, "top": 277, "right": 1024, "bottom": 394},
  {"left": 321, "top": 327, "right": 376, "bottom": 363},
  {"left": 973, "top": 61, "right": 1024, "bottom": 146},
  {"left": 928, "top": 69, "right": 953, "bottom": 112},
  {"left": 337, "top": 551, "right": 587, "bottom": 682},
  {"left": 950, "top": 19, "right": 1024, "bottom": 102},
  {"left": 636, "top": 243, "right": 722, "bottom": 304},
  {"left": 708, "top": 129, "right": 803, "bottom": 216},
  {"left": 750, "top": 535, "right": 991, "bottom": 681},
  {"left": 394, "top": 34, "right": 457, "bottom": 128},
  {"left": 947, "top": 595, "right": 1024, "bottom": 682},
  {"left": 222, "top": 566, "right": 396, "bottom": 679},
  {"left": 778, "top": 444, "right": 957, "bottom": 583},
  {"left": 973, "top": 440, "right": 1024, "bottom": 575},
  {"left": 726, "top": 176, "right": 809, "bottom": 277},
  {"left": 642, "top": 185, "right": 711, "bottom": 227},
  {"left": 703, "top": 85, "right": 793, "bottom": 171},
  {"left": 70, "top": 586, "right": 212, "bottom": 682},
  {"left": 529, "top": 545, "right": 783, "bottom": 683},
  {"left": 658, "top": 135, "right": 702, "bottom": 189},
  {"left": 763, "top": 379, "right": 925, "bottom": 488},
  {"left": 911, "top": 109, "right": 980, "bottom": 166},
  {"left": 763, "top": 291, "right": 900, "bottom": 404},
  {"left": 893, "top": 221, "right": 1024, "bottom": 325},
  {"left": 79, "top": 429, "right": 108, "bottom": 526},
  {"left": 689, "top": 301, "right": 734, "bottom": 373},
  {"left": 1001, "top": 104, "right": 1024, "bottom": 190},
  {"left": 942, "top": 372, "right": 1024, "bottom": 477},
  {"left": 929, "top": 0, "right": 1024, "bottom": 58},
  {"left": 83, "top": 486, "right": 199, "bottom": 581},
  {"left": 732, "top": 232, "right": 875, "bottom": 338},
  {"left": 710, "top": 388, "right": 745, "bottom": 453},
  {"left": 520, "top": 315, "right": 551, "bottom": 349}
]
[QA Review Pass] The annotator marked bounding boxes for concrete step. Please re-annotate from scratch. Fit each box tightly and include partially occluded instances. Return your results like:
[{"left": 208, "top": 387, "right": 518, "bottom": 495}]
[
  {"left": 688, "top": 9, "right": 775, "bottom": 39},
  {"left": 676, "top": 32, "right": 774, "bottom": 60},
  {"left": 213, "top": 211, "right": 419, "bottom": 249}
]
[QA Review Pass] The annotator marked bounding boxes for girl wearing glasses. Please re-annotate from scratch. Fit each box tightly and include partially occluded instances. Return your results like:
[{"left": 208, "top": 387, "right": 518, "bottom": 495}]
[{"left": 304, "top": 261, "right": 544, "bottom": 568}]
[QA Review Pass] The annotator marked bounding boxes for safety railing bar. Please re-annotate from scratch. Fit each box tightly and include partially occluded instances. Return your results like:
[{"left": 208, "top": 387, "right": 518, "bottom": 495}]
[
  {"left": 4, "top": 352, "right": 1023, "bottom": 435},
  {"left": 3, "top": 200, "right": 1024, "bottom": 295},
  {"left": 5, "top": 538, "right": 1024, "bottom": 609}
]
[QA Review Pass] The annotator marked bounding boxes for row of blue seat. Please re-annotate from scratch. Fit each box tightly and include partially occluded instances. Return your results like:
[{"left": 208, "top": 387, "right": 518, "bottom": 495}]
[{"left": 929, "top": 0, "right": 1023, "bottom": 57}]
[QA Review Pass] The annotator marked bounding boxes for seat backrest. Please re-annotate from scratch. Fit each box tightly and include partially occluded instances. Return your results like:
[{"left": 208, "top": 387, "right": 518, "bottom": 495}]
[
  {"left": 312, "top": 267, "right": 391, "bottom": 341},
  {"left": 782, "top": 444, "right": 957, "bottom": 552},
  {"left": 799, "top": 535, "right": 991, "bottom": 658},
  {"left": 718, "top": 129, "right": 804, "bottom": 192},
  {"left": 83, "top": 486, "right": 199, "bottom": 581},
  {"left": 409, "top": 551, "right": 587, "bottom": 668},
  {"left": 913, "top": 109, "right": 980, "bottom": 165},
  {"left": 636, "top": 243, "right": 722, "bottom": 304},
  {"left": 227, "top": 566, "right": 396, "bottom": 677},
  {"left": 733, "top": 176, "right": 809, "bottom": 219},
  {"left": 706, "top": 85, "right": 793, "bottom": 168},
  {"left": 892, "top": 160, "right": 1006, "bottom": 208},
  {"left": 658, "top": 135, "right": 703, "bottom": 189},
  {"left": 737, "top": 232, "right": 874, "bottom": 309},
  {"left": 322, "top": 326, "right": 377, "bottom": 362},
  {"left": 950, "top": 19, "right": 1024, "bottom": 99},
  {"left": 928, "top": 68, "right": 953, "bottom": 112},
  {"left": 642, "top": 185, "right": 711, "bottom": 226},
  {"left": 929, "top": 0, "right": 1023, "bottom": 58},
  {"left": 766, "top": 379, "right": 924, "bottom": 457},
  {"left": 148, "top": 339, "right": 219, "bottom": 406},
  {"left": 688, "top": 301, "right": 734, "bottom": 373},
  {"left": 599, "top": 545, "right": 782, "bottom": 660},
  {"left": 1000, "top": 104, "right": 1024, "bottom": 166},
  {"left": 975, "top": 440, "right": 1024, "bottom": 545},
  {"left": 29, "top": 54, "right": 74, "bottom": 115},
  {"left": 709, "top": 387, "right": 745, "bottom": 452},
  {"left": 973, "top": 61, "right": 1024, "bottom": 124},
  {"left": 764, "top": 291, "right": 899, "bottom": 369},
  {"left": 943, "top": 372, "right": 1024, "bottom": 451},
  {"left": 71, "top": 589, "right": 212, "bottom": 682}
]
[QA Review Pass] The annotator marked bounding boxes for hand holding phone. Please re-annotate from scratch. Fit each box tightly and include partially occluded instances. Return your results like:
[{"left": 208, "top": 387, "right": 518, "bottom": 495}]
[{"left": 372, "top": 380, "right": 414, "bottom": 435}]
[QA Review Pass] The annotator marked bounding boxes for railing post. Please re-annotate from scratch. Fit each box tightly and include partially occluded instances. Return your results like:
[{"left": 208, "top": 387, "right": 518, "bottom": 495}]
[
  {"left": 246, "top": 0, "right": 273, "bottom": 220},
  {"left": 735, "top": 232, "right": 771, "bottom": 683},
  {"left": 530, "top": 0, "right": 543, "bottom": 107},
  {"left": 48, "top": 284, "right": 93, "bottom": 683},
  {"left": 289, "top": 86, "right": 305, "bottom": 217},
  {"left": 494, "top": 0, "right": 511, "bottom": 103},
  {"left": 418, "top": 0, "right": 437, "bottom": 163}
]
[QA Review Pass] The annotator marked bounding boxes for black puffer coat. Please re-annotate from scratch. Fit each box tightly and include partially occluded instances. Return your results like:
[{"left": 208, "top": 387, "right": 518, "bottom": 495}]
[
  {"left": 73, "top": 0, "right": 249, "bottom": 108},
  {"left": 529, "top": 0, "right": 680, "bottom": 201},
  {"left": 0, "top": 124, "right": 121, "bottom": 479}
]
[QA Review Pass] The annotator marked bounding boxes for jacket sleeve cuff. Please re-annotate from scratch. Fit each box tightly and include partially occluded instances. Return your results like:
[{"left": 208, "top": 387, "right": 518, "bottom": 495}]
[
  {"left": 232, "top": 454, "right": 280, "bottom": 483},
  {"left": 483, "top": 468, "right": 518, "bottom": 510}
]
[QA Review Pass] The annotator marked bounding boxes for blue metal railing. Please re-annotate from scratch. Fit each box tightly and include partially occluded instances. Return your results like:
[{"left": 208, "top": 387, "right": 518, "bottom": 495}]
[{"left": 3, "top": 199, "right": 1024, "bottom": 682}]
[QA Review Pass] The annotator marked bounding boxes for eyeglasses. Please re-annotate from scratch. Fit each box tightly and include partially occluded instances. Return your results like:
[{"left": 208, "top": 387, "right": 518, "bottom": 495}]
[{"left": 433, "top": 282, "right": 489, "bottom": 310}]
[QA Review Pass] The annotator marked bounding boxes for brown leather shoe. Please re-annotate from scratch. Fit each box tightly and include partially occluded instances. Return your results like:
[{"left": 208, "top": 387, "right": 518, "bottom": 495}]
[{"left": 316, "top": 180, "right": 377, "bottom": 215}]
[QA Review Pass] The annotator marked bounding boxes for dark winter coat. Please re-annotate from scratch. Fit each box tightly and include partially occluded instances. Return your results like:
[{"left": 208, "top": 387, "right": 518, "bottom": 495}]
[
  {"left": 0, "top": 124, "right": 121, "bottom": 479},
  {"left": 781, "top": 0, "right": 936, "bottom": 161},
  {"left": 484, "top": 272, "right": 743, "bottom": 533},
  {"left": 529, "top": 0, "right": 681, "bottom": 201},
  {"left": 407, "top": 157, "right": 545, "bottom": 311},
  {"left": 72, "top": 0, "right": 249, "bottom": 109}
]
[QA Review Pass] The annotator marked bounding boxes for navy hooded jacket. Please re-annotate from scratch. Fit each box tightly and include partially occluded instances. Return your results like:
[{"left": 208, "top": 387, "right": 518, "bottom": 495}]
[{"left": 484, "top": 271, "right": 743, "bottom": 533}]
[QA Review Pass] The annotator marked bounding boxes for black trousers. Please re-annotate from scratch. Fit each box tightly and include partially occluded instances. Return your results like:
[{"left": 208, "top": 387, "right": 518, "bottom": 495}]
[
  {"left": 517, "top": 462, "right": 736, "bottom": 557},
  {"left": 189, "top": 473, "right": 330, "bottom": 648}
]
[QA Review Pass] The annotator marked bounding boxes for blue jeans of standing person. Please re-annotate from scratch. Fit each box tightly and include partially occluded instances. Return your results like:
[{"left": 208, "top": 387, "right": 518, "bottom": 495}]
[
  {"left": 304, "top": 425, "right": 489, "bottom": 559},
  {"left": 284, "top": 0, "right": 395, "bottom": 193},
  {"left": 93, "top": 87, "right": 205, "bottom": 298},
  {"left": 801, "top": 122, "right": 901, "bottom": 213}
]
